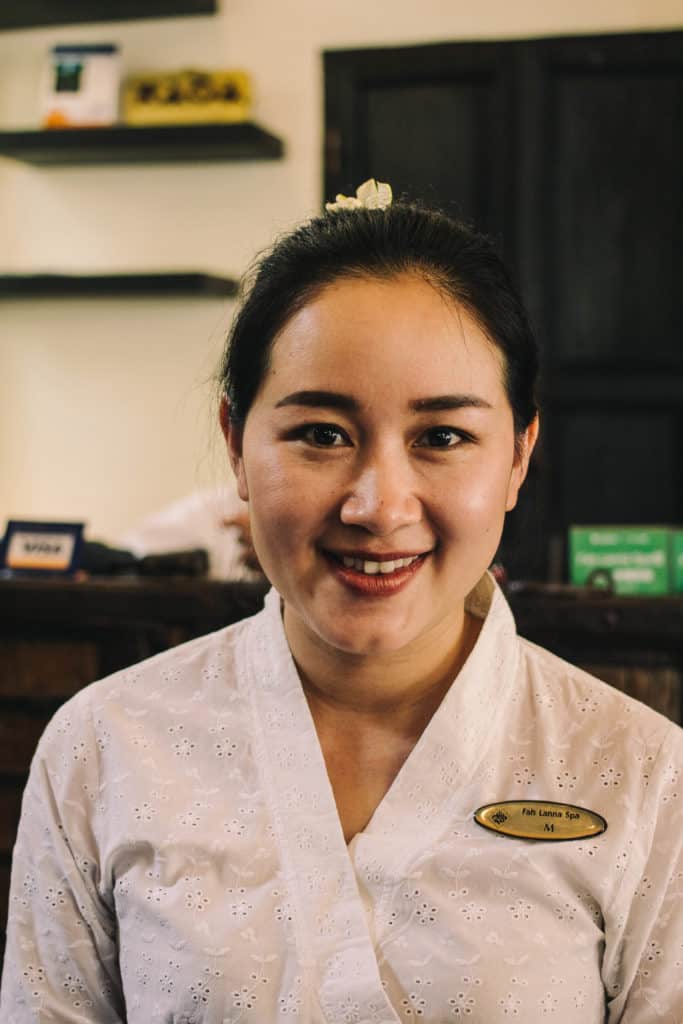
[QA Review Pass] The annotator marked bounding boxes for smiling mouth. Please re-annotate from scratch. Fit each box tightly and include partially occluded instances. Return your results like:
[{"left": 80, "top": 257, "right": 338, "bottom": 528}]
[{"left": 325, "top": 551, "right": 429, "bottom": 576}]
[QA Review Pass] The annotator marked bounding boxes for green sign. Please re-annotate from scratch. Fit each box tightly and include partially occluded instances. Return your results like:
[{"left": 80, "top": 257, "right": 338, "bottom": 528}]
[
  {"left": 673, "top": 530, "right": 683, "bottom": 594},
  {"left": 569, "top": 526, "right": 671, "bottom": 596}
]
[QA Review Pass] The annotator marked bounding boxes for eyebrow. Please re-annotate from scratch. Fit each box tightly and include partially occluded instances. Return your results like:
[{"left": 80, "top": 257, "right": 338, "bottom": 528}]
[{"left": 274, "top": 390, "right": 493, "bottom": 412}]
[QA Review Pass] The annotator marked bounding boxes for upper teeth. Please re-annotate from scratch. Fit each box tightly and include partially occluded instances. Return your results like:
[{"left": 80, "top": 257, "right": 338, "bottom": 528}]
[{"left": 341, "top": 555, "right": 420, "bottom": 574}]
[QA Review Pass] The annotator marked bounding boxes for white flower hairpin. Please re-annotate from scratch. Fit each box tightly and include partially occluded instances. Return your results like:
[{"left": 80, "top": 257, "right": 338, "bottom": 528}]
[{"left": 325, "top": 178, "right": 393, "bottom": 213}]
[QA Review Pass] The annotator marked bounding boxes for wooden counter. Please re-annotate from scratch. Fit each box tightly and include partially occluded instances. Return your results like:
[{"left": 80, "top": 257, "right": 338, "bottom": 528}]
[{"left": 1, "top": 576, "right": 681, "bottom": 956}]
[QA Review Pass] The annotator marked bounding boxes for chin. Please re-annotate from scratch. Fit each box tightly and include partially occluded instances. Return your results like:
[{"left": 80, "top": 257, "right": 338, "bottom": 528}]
[{"left": 317, "top": 621, "right": 417, "bottom": 658}]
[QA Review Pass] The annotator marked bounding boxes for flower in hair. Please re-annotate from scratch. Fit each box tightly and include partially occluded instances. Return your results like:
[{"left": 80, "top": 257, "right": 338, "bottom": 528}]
[{"left": 325, "top": 178, "right": 393, "bottom": 213}]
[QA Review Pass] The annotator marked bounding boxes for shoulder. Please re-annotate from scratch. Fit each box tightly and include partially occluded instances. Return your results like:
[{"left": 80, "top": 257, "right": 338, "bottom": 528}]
[
  {"left": 518, "top": 634, "right": 683, "bottom": 764},
  {"left": 33, "top": 607, "right": 264, "bottom": 768}
]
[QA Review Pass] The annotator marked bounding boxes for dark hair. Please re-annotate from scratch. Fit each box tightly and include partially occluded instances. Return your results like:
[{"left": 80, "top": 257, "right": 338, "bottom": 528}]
[{"left": 220, "top": 202, "right": 538, "bottom": 436}]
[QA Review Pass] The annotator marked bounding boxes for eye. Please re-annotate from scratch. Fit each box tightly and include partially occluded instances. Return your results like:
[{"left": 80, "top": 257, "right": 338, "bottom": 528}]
[
  {"left": 298, "top": 423, "right": 350, "bottom": 447},
  {"left": 415, "top": 426, "right": 470, "bottom": 448}
]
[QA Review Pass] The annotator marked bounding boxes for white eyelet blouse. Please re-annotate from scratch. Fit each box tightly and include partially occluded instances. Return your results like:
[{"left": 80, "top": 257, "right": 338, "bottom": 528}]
[{"left": 1, "top": 575, "right": 682, "bottom": 1023}]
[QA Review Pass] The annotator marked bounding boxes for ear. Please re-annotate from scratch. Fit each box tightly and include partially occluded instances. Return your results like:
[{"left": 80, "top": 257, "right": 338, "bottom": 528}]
[
  {"left": 505, "top": 414, "right": 540, "bottom": 512},
  {"left": 219, "top": 394, "right": 249, "bottom": 502}
]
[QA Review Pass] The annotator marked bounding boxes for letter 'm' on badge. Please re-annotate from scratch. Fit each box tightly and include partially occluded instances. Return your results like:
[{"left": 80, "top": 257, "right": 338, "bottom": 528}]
[{"left": 474, "top": 801, "right": 607, "bottom": 841}]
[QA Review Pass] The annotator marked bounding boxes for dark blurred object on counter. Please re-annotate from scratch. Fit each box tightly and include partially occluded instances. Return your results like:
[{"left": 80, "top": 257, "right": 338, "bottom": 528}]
[{"left": 81, "top": 541, "right": 208, "bottom": 577}]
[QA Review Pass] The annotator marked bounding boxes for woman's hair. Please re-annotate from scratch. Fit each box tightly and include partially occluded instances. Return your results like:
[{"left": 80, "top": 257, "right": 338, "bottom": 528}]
[{"left": 220, "top": 202, "right": 538, "bottom": 437}]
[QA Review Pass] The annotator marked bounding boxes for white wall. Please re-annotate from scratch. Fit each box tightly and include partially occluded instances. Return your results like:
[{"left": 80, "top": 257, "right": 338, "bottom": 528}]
[{"left": 1, "top": 0, "right": 681, "bottom": 539}]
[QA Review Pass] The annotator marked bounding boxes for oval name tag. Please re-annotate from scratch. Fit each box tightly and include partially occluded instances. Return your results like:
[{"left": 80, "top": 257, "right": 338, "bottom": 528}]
[{"left": 474, "top": 800, "right": 607, "bottom": 841}]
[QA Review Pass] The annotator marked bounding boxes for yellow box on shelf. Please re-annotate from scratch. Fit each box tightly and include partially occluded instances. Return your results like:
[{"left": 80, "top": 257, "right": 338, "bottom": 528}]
[{"left": 123, "top": 69, "right": 251, "bottom": 125}]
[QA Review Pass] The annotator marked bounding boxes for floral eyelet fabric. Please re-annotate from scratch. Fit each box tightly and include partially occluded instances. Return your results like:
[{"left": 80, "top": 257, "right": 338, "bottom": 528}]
[{"left": 1, "top": 575, "right": 682, "bottom": 1023}]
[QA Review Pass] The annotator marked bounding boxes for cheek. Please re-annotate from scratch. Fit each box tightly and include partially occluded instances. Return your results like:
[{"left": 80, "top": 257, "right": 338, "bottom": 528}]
[
  {"left": 250, "top": 474, "right": 294, "bottom": 529},
  {"left": 244, "top": 435, "right": 341, "bottom": 519},
  {"left": 438, "top": 457, "right": 514, "bottom": 529},
  {"left": 243, "top": 453, "right": 315, "bottom": 559}
]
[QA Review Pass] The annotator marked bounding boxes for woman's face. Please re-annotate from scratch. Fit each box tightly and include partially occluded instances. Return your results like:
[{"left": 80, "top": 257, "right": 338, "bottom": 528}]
[{"left": 224, "top": 273, "right": 537, "bottom": 658}]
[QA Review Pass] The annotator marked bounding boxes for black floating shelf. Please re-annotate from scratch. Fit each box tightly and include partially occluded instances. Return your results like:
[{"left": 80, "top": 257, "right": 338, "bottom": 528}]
[
  {"left": 0, "top": 272, "right": 238, "bottom": 299},
  {"left": 1, "top": 1, "right": 216, "bottom": 31},
  {"left": 0, "top": 122, "right": 284, "bottom": 166}
]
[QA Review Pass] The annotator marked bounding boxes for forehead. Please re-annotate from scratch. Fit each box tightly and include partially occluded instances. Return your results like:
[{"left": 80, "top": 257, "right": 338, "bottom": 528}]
[{"left": 265, "top": 273, "right": 506, "bottom": 399}]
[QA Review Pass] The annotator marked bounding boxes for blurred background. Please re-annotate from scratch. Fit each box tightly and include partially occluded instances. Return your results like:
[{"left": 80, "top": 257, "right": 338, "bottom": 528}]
[
  {"left": 1, "top": 1, "right": 682, "bottom": 958},
  {"left": 0, "top": 0, "right": 681, "bottom": 579}
]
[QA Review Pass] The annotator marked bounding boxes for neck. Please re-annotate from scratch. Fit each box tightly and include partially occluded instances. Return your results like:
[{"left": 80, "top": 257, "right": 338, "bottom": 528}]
[{"left": 283, "top": 604, "right": 481, "bottom": 739}]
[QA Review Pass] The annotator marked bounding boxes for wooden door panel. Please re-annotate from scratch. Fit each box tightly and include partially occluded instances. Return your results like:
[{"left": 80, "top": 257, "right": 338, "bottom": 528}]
[
  {"left": 363, "top": 81, "right": 494, "bottom": 222},
  {"left": 0, "top": 713, "right": 51, "bottom": 776},
  {"left": 522, "top": 32, "right": 683, "bottom": 552},
  {"left": 549, "top": 72, "right": 682, "bottom": 368},
  {"left": 325, "top": 42, "right": 515, "bottom": 246},
  {"left": 556, "top": 409, "right": 678, "bottom": 525},
  {"left": 0, "top": 784, "right": 23, "bottom": 856},
  {"left": 0, "top": 641, "right": 98, "bottom": 698}
]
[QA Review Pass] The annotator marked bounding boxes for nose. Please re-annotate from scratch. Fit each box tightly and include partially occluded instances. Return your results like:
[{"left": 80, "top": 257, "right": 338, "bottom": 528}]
[{"left": 339, "top": 448, "right": 423, "bottom": 535}]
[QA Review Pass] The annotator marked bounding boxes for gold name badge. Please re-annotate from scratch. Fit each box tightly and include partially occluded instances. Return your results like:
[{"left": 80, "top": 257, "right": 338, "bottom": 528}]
[{"left": 474, "top": 800, "right": 607, "bottom": 841}]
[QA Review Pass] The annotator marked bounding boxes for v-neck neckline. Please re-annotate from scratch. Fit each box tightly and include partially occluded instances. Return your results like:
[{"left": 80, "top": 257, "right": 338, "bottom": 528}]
[
  {"left": 353, "top": 581, "right": 517, "bottom": 843},
  {"left": 240, "top": 575, "right": 519, "bottom": 1023}
]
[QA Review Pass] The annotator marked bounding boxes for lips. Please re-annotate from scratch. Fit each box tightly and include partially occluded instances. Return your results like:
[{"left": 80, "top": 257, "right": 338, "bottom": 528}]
[
  {"left": 326, "top": 549, "right": 428, "bottom": 573},
  {"left": 341, "top": 553, "right": 420, "bottom": 575},
  {"left": 322, "top": 548, "right": 430, "bottom": 594}
]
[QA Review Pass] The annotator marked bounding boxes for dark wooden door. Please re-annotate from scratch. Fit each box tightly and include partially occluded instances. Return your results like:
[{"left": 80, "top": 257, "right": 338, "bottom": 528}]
[
  {"left": 324, "top": 32, "right": 683, "bottom": 581},
  {"left": 325, "top": 41, "right": 517, "bottom": 260},
  {"left": 516, "top": 33, "right": 683, "bottom": 561}
]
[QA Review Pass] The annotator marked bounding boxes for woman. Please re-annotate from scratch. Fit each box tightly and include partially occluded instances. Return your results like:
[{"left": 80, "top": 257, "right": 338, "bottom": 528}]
[{"left": 2, "top": 184, "right": 681, "bottom": 1023}]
